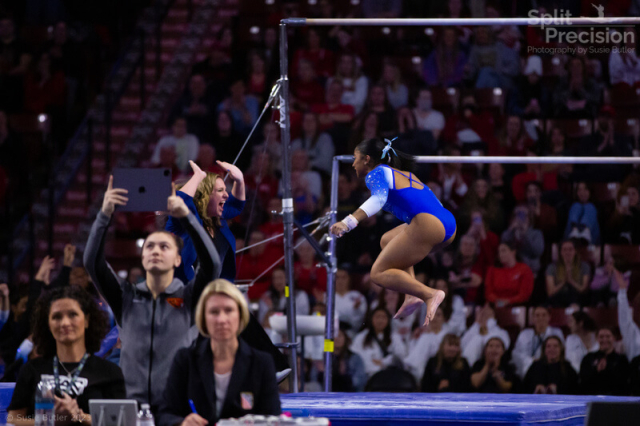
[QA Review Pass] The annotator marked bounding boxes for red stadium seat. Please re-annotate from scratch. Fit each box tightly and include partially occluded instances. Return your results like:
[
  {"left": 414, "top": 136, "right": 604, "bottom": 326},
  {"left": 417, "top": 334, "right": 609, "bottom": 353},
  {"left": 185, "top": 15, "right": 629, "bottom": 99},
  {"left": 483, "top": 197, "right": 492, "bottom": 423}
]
[
  {"left": 591, "top": 182, "right": 621, "bottom": 204},
  {"left": 494, "top": 306, "right": 526, "bottom": 347},
  {"left": 8, "top": 113, "right": 48, "bottom": 169},
  {"left": 431, "top": 87, "right": 460, "bottom": 117},
  {"left": 613, "top": 118, "right": 640, "bottom": 139},
  {"left": 582, "top": 307, "right": 619, "bottom": 329},
  {"left": 606, "top": 245, "right": 640, "bottom": 268},
  {"left": 463, "top": 88, "right": 505, "bottom": 120},
  {"left": 104, "top": 239, "right": 143, "bottom": 273},
  {"left": 611, "top": 85, "right": 640, "bottom": 108},
  {"left": 105, "top": 239, "right": 141, "bottom": 259}
]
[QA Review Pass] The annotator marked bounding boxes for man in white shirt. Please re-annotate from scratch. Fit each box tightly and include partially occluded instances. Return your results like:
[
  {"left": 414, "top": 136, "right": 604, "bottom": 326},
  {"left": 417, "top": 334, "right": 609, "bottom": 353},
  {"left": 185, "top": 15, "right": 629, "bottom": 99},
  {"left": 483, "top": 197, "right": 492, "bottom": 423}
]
[
  {"left": 461, "top": 303, "right": 511, "bottom": 367},
  {"left": 511, "top": 306, "right": 564, "bottom": 378},
  {"left": 412, "top": 88, "right": 445, "bottom": 140},
  {"left": 151, "top": 117, "right": 200, "bottom": 172},
  {"left": 618, "top": 278, "right": 640, "bottom": 360}
]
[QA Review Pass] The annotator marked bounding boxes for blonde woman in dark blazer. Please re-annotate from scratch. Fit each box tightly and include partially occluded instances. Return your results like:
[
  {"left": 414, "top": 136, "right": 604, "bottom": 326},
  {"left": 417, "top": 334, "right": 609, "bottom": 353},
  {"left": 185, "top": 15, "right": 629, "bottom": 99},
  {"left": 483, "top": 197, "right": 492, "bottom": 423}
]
[{"left": 158, "top": 280, "right": 280, "bottom": 426}]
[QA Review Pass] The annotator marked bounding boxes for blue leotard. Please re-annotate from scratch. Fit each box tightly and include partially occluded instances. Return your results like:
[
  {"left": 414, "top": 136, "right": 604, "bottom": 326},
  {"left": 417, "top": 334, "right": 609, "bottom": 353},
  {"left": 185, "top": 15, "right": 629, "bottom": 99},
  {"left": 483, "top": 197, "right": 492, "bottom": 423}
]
[{"left": 364, "top": 165, "right": 456, "bottom": 240}]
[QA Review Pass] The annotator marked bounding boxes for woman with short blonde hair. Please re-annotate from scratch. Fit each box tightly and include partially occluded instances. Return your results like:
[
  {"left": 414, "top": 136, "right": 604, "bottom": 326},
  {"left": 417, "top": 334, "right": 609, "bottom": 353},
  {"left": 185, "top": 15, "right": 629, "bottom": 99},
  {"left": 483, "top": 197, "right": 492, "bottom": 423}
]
[
  {"left": 159, "top": 279, "right": 280, "bottom": 426},
  {"left": 195, "top": 279, "right": 250, "bottom": 337}
]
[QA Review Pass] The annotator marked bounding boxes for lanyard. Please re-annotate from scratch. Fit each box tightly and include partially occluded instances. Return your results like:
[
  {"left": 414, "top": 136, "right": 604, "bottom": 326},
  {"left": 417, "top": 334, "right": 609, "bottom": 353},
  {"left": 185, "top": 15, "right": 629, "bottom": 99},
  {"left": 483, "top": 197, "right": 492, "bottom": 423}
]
[
  {"left": 53, "top": 353, "right": 89, "bottom": 395},
  {"left": 532, "top": 334, "right": 544, "bottom": 357}
]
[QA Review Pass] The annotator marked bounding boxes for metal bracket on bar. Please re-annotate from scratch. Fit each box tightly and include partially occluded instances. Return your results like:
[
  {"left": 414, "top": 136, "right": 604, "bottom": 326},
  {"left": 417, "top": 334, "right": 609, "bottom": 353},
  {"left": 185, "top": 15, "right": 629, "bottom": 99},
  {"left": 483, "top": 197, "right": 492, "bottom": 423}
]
[{"left": 293, "top": 218, "right": 332, "bottom": 269}]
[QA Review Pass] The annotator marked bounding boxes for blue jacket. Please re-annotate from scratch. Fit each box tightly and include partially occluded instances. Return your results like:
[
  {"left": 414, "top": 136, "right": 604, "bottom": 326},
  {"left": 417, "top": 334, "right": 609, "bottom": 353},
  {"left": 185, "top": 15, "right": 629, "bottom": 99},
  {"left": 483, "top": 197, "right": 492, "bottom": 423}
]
[{"left": 166, "top": 191, "right": 245, "bottom": 282}]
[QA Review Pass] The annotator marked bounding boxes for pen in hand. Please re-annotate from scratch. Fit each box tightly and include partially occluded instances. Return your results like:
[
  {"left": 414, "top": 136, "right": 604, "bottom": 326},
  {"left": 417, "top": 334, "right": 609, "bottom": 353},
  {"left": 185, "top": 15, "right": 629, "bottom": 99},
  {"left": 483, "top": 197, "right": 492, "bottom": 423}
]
[{"left": 188, "top": 399, "right": 198, "bottom": 414}]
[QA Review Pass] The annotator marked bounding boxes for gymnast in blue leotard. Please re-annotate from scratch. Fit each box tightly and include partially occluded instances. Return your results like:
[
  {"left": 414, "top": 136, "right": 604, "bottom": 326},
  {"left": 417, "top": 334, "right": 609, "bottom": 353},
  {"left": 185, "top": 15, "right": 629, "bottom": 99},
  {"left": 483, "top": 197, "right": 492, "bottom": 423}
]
[{"left": 330, "top": 137, "right": 457, "bottom": 326}]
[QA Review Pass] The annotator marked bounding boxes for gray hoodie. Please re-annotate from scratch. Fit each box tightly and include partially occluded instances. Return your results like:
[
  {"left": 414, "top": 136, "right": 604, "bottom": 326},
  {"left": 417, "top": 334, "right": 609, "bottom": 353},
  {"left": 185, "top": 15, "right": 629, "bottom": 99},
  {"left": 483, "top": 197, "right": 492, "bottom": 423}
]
[{"left": 84, "top": 211, "right": 220, "bottom": 409}]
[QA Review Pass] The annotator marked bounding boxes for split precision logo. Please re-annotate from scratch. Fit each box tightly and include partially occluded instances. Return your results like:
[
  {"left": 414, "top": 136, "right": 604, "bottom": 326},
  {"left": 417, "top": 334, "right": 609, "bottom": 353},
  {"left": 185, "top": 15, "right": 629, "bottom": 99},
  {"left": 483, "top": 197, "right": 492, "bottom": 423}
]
[{"left": 527, "top": 8, "right": 635, "bottom": 44}]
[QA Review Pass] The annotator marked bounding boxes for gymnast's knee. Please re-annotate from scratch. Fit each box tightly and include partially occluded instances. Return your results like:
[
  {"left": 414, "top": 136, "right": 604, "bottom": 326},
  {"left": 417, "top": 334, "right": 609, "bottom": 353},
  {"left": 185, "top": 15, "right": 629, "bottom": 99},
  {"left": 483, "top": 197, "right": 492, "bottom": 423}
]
[
  {"left": 369, "top": 265, "right": 385, "bottom": 285},
  {"left": 380, "top": 235, "right": 389, "bottom": 249}
]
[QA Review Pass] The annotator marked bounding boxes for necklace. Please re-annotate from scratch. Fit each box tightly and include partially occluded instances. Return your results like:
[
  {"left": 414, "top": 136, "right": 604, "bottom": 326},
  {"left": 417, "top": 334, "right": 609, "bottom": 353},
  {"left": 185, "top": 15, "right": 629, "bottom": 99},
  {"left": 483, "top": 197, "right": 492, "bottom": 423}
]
[
  {"left": 59, "top": 361, "right": 79, "bottom": 376},
  {"left": 53, "top": 353, "right": 89, "bottom": 395}
]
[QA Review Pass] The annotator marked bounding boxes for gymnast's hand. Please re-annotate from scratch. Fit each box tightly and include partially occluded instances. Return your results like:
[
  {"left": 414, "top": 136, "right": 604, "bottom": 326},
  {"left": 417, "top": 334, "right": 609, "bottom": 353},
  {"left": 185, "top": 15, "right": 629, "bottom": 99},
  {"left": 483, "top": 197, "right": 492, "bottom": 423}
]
[
  {"left": 330, "top": 222, "right": 349, "bottom": 238},
  {"left": 101, "top": 175, "right": 129, "bottom": 216},
  {"left": 168, "top": 183, "right": 189, "bottom": 218}
]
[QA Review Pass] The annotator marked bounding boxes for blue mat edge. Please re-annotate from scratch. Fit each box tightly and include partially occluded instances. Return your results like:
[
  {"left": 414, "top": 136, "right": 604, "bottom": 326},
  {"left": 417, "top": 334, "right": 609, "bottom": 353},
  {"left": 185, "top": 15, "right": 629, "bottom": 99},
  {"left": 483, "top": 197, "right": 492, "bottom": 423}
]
[{"left": 280, "top": 392, "right": 640, "bottom": 422}]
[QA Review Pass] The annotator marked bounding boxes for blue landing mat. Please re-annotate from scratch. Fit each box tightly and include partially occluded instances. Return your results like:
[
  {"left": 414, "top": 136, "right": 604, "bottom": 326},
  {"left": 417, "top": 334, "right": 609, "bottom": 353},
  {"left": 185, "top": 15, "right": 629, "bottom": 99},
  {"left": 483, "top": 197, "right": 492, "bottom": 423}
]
[
  {"left": 0, "top": 383, "right": 15, "bottom": 424},
  {"left": 281, "top": 393, "right": 640, "bottom": 426}
]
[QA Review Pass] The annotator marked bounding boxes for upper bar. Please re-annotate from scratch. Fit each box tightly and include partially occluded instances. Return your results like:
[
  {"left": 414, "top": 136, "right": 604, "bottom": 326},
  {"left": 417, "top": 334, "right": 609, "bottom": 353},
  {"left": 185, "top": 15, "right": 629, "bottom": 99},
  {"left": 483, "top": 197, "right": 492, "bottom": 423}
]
[
  {"left": 283, "top": 17, "right": 640, "bottom": 26},
  {"left": 334, "top": 155, "right": 640, "bottom": 164}
]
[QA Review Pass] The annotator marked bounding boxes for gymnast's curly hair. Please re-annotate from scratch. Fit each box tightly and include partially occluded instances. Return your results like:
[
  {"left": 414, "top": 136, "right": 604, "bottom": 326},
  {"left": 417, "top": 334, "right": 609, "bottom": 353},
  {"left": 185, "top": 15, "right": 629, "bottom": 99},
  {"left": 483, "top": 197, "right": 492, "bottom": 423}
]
[
  {"left": 32, "top": 286, "right": 109, "bottom": 358},
  {"left": 191, "top": 172, "right": 222, "bottom": 234}
]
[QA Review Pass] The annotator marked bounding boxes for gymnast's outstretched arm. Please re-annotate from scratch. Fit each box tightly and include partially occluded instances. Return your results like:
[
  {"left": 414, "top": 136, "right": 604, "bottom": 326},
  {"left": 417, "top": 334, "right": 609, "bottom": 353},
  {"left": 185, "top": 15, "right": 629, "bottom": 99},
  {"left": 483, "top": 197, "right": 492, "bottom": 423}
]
[{"left": 331, "top": 166, "right": 392, "bottom": 237}]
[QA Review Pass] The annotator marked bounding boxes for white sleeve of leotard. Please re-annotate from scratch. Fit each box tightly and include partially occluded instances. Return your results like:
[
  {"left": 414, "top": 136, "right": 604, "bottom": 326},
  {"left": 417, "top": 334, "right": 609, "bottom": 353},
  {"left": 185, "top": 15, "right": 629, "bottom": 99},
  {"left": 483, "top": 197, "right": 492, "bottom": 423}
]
[{"left": 359, "top": 166, "right": 393, "bottom": 217}]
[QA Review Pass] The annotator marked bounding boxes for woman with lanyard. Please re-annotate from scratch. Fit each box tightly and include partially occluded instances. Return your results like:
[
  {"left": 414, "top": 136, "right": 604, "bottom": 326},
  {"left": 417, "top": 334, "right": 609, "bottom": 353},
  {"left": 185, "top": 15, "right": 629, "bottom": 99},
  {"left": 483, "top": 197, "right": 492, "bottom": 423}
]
[
  {"left": 8, "top": 287, "right": 126, "bottom": 425},
  {"left": 166, "top": 160, "right": 290, "bottom": 379},
  {"left": 330, "top": 137, "right": 457, "bottom": 326}
]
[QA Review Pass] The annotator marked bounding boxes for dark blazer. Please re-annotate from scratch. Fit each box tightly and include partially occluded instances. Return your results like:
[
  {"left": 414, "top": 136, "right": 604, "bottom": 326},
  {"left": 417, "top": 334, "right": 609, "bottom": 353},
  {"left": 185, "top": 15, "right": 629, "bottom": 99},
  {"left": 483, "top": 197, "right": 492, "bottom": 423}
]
[{"left": 158, "top": 337, "right": 281, "bottom": 426}]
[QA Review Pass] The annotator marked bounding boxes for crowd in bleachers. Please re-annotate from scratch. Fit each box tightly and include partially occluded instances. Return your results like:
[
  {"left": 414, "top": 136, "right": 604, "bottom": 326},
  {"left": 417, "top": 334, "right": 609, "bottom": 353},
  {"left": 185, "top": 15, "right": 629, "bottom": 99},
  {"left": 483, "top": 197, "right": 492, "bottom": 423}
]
[
  {"left": 0, "top": 1, "right": 150, "bottom": 249},
  {"left": 5, "top": 0, "right": 640, "bottom": 399},
  {"left": 134, "top": 0, "right": 640, "bottom": 393}
]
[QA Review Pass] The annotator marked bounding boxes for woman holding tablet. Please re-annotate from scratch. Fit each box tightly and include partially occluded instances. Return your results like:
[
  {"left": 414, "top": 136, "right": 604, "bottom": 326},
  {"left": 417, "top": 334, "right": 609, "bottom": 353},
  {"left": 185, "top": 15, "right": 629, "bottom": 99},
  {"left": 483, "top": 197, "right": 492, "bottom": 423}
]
[
  {"left": 7, "top": 287, "right": 126, "bottom": 425},
  {"left": 84, "top": 180, "right": 220, "bottom": 413},
  {"left": 158, "top": 279, "right": 280, "bottom": 426}
]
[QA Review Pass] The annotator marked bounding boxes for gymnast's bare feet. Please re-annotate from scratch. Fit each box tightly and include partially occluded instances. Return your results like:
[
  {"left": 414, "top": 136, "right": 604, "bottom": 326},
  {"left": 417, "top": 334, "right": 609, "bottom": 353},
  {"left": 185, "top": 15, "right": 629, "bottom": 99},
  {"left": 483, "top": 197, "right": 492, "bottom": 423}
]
[
  {"left": 394, "top": 294, "right": 424, "bottom": 320},
  {"left": 424, "top": 290, "right": 445, "bottom": 326}
]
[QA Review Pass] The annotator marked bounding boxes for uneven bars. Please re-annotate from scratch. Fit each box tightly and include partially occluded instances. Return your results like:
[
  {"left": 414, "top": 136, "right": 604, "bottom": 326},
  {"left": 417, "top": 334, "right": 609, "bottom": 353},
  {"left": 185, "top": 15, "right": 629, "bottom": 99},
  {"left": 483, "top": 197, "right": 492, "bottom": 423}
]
[
  {"left": 283, "top": 17, "right": 640, "bottom": 26},
  {"left": 279, "top": 14, "right": 640, "bottom": 393},
  {"left": 334, "top": 155, "right": 640, "bottom": 164}
]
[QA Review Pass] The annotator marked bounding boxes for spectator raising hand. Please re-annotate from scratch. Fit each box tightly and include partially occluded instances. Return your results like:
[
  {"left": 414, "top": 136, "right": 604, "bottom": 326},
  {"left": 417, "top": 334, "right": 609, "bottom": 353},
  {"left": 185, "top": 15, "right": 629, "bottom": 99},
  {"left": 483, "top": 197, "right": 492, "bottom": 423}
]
[
  {"left": 35, "top": 255, "right": 56, "bottom": 285},
  {"left": 167, "top": 183, "right": 190, "bottom": 218},
  {"left": 101, "top": 175, "right": 129, "bottom": 216},
  {"left": 63, "top": 243, "right": 76, "bottom": 267}
]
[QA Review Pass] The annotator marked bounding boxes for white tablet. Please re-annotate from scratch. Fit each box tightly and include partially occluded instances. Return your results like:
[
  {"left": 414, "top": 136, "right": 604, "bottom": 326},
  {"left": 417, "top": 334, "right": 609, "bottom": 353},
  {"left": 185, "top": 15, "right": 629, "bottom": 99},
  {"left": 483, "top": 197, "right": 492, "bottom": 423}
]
[{"left": 89, "top": 399, "right": 138, "bottom": 426}]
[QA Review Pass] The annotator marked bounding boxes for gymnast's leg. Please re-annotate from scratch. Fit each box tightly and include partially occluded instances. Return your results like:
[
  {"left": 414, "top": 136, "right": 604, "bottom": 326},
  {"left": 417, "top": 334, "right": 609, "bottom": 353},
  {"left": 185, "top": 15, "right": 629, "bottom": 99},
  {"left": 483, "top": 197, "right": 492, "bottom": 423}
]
[
  {"left": 370, "top": 214, "right": 455, "bottom": 325},
  {"left": 380, "top": 224, "right": 417, "bottom": 291}
]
